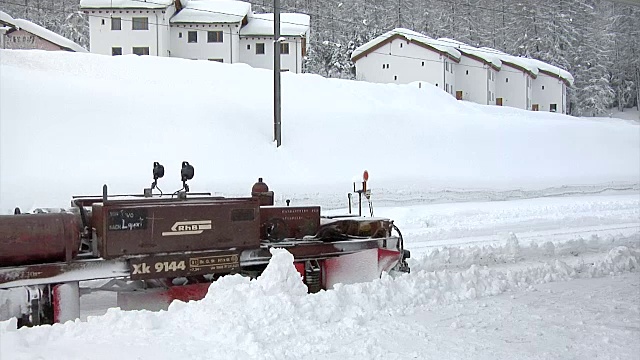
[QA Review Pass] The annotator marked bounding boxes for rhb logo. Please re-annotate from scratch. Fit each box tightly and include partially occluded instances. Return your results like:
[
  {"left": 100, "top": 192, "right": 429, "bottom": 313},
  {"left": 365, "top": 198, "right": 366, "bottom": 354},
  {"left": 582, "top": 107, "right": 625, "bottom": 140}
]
[{"left": 162, "top": 220, "right": 212, "bottom": 236}]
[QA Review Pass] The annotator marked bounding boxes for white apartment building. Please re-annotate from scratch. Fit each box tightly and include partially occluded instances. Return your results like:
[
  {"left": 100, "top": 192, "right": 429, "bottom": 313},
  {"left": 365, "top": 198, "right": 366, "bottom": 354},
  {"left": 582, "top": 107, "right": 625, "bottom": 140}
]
[
  {"left": 351, "top": 28, "right": 461, "bottom": 96},
  {"left": 80, "top": 0, "right": 310, "bottom": 73}
]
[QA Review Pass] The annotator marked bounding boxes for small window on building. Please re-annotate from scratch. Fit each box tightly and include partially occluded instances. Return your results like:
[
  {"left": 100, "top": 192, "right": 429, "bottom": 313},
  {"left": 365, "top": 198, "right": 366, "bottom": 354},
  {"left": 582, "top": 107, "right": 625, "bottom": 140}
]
[
  {"left": 394, "top": 75, "right": 398, "bottom": 81},
  {"left": 111, "top": 47, "right": 122, "bottom": 56},
  {"left": 132, "top": 17, "right": 149, "bottom": 30},
  {"left": 247, "top": 44, "right": 250, "bottom": 50},
  {"left": 435, "top": 83, "right": 438, "bottom": 87},
  {"left": 445, "top": 62, "right": 449, "bottom": 71},
  {"left": 256, "top": 43, "right": 265, "bottom": 54},
  {"left": 101, "top": 19, "right": 105, "bottom": 25},
  {"left": 111, "top": 17, "right": 121, "bottom": 30},
  {"left": 132, "top": 47, "right": 150, "bottom": 55},
  {"left": 400, "top": 43, "right": 403, "bottom": 48},
  {"left": 188, "top": 31, "right": 197, "bottom": 43},
  {"left": 207, "top": 31, "right": 223, "bottom": 43},
  {"left": 542, "top": 85, "right": 545, "bottom": 90},
  {"left": 178, "top": 32, "right": 182, "bottom": 38},
  {"left": 382, "top": 64, "right": 385, "bottom": 69},
  {"left": 208, "top": 59, "right": 223, "bottom": 62},
  {"left": 466, "top": 70, "right": 469, "bottom": 75},
  {"left": 280, "top": 43, "right": 289, "bottom": 54},
  {"left": 550, "top": 104, "right": 557, "bottom": 112},
  {"left": 421, "top": 61, "right": 424, "bottom": 66},
  {"left": 445, "top": 84, "right": 449, "bottom": 92},
  {"left": 506, "top": 78, "right": 509, "bottom": 83}
]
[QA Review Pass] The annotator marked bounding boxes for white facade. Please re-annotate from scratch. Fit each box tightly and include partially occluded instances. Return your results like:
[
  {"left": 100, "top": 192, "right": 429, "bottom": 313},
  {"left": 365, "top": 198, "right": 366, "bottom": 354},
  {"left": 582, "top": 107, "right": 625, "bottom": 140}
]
[
  {"left": 351, "top": 29, "right": 461, "bottom": 96},
  {"left": 525, "top": 58, "right": 573, "bottom": 114},
  {"left": 239, "top": 36, "right": 304, "bottom": 73},
  {"left": 170, "top": 23, "right": 241, "bottom": 62},
  {"left": 84, "top": 7, "right": 175, "bottom": 56},
  {"left": 531, "top": 72, "right": 568, "bottom": 113},
  {"left": 494, "top": 63, "right": 534, "bottom": 110},
  {"left": 454, "top": 55, "right": 498, "bottom": 105},
  {"left": 80, "top": 0, "right": 309, "bottom": 73}
]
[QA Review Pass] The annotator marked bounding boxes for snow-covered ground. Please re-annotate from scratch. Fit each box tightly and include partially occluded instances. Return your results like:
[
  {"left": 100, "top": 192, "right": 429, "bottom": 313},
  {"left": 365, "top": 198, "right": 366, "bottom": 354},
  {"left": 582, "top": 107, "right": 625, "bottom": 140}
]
[{"left": 0, "top": 50, "right": 639, "bottom": 359}]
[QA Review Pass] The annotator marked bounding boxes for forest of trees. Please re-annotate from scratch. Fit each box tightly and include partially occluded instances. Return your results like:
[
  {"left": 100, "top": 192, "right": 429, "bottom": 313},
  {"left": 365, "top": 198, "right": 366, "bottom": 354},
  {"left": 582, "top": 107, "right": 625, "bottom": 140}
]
[{"left": 1, "top": 0, "right": 639, "bottom": 116}]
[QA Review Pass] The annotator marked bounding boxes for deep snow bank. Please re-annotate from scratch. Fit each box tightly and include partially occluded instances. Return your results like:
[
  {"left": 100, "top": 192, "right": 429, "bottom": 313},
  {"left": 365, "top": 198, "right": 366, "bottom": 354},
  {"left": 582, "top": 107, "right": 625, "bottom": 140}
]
[
  {"left": 1, "top": 238, "right": 638, "bottom": 359},
  {"left": 0, "top": 50, "right": 638, "bottom": 212}
]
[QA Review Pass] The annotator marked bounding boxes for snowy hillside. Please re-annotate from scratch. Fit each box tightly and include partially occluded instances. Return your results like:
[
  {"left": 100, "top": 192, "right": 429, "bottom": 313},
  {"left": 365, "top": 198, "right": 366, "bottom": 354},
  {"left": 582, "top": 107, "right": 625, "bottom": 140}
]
[
  {"left": 0, "top": 50, "right": 638, "bottom": 212},
  {"left": 0, "top": 50, "right": 638, "bottom": 359}
]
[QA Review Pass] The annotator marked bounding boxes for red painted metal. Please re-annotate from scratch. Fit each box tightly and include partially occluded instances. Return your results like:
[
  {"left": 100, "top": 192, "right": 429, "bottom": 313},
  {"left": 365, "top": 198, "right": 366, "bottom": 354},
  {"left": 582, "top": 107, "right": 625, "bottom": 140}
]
[
  {"left": 165, "top": 283, "right": 211, "bottom": 303},
  {"left": 53, "top": 282, "right": 80, "bottom": 323},
  {"left": 0, "top": 213, "right": 82, "bottom": 267},
  {"left": 377, "top": 248, "right": 402, "bottom": 275}
]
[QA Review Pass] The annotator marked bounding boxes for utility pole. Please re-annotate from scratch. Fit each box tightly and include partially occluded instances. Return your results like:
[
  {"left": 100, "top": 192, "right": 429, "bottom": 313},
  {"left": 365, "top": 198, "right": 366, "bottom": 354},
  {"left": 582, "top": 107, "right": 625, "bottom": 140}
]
[{"left": 274, "top": 0, "right": 282, "bottom": 147}]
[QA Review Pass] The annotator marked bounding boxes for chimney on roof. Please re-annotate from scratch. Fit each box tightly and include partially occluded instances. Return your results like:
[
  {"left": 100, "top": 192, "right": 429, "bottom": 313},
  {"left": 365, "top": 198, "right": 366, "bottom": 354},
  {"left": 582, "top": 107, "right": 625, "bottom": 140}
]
[{"left": 174, "top": 0, "right": 183, "bottom": 12}]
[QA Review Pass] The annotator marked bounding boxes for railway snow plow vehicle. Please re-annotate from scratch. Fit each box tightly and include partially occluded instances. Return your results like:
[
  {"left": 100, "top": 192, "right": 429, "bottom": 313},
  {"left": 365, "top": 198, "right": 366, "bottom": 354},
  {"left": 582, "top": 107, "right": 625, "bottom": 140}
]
[{"left": 0, "top": 163, "right": 409, "bottom": 327}]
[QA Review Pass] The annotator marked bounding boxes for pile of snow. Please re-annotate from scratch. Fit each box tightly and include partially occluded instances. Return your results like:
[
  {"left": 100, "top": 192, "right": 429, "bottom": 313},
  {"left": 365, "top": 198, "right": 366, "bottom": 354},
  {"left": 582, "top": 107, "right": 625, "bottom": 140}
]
[
  {"left": 0, "top": 49, "right": 638, "bottom": 213},
  {"left": 1, "top": 236, "right": 638, "bottom": 359}
]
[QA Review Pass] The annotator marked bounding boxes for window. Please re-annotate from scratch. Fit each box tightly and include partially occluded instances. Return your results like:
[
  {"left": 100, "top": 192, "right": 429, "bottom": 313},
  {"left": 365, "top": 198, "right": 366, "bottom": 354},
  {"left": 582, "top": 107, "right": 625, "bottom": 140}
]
[
  {"left": 256, "top": 43, "right": 265, "bottom": 54},
  {"left": 394, "top": 75, "right": 398, "bottom": 81},
  {"left": 178, "top": 32, "right": 182, "bottom": 38},
  {"left": 466, "top": 70, "right": 469, "bottom": 75},
  {"left": 207, "top": 31, "right": 223, "bottom": 43},
  {"left": 247, "top": 44, "right": 250, "bottom": 50},
  {"left": 101, "top": 19, "right": 105, "bottom": 25},
  {"left": 208, "top": 58, "right": 223, "bottom": 62},
  {"left": 111, "top": 17, "right": 121, "bottom": 31},
  {"left": 132, "top": 47, "right": 149, "bottom": 55},
  {"left": 132, "top": 17, "right": 148, "bottom": 30},
  {"left": 382, "top": 64, "right": 385, "bottom": 69},
  {"left": 435, "top": 83, "right": 438, "bottom": 87},
  {"left": 280, "top": 43, "right": 289, "bottom": 54},
  {"left": 445, "top": 62, "right": 449, "bottom": 71},
  {"left": 542, "top": 85, "right": 545, "bottom": 90},
  {"left": 111, "top": 47, "right": 122, "bottom": 56},
  {"left": 445, "top": 83, "right": 449, "bottom": 92},
  {"left": 506, "top": 78, "right": 509, "bottom": 83},
  {"left": 421, "top": 61, "right": 424, "bottom": 66},
  {"left": 188, "top": 31, "right": 197, "bottom": 43},
  {"left": 400, "top": 43, "right": 403, "bottom": 48},
  {"left": 550, "top": 104, "right": 557, "bottom": 112}
]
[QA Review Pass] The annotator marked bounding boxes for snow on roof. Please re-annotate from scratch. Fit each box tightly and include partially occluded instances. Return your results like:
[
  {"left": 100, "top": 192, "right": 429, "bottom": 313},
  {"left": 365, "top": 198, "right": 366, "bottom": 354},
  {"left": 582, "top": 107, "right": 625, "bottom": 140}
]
[
  {"left": 0, "top": 13, "right": 86, "bottom": 52},
  {"left": 0, "top": 10, "right": 14, "bottom": 25},
  {"left": 523, "top": 57, "right": 574, "bottom": 86},
  {"left": 239, "top": 13, "right": 310, "bottom": 37},
  {"left": 351, "top": 28, "right": 461, "bottom": 62},
  {"left": 79, "top": 0, "right": 173, "bottom": 9},
  {"left": 480, "top": 47, "right": 538, "bottom": 77},
  {"left": 170, "top": 0, "right": 251, "bottom": 24},
  {"left": 437, "top": 38, "right": 501, "bottom": 70}
]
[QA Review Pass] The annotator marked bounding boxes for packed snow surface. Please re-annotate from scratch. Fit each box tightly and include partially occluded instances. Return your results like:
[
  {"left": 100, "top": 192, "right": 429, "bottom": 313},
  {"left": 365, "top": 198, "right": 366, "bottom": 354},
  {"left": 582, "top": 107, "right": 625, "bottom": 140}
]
[{"left": 0, "top": 50, "right": 638, "bottom": 212}]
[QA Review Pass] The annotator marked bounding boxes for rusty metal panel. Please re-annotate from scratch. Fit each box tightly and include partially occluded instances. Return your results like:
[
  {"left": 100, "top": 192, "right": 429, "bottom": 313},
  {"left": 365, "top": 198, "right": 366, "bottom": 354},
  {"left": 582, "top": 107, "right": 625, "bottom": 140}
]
[
  {"left": 0, "top": 213, "right": 82, "bottom": 267},
  {"left": 95, "top": 198, "right": 260, "bottom": 259},
  {"left": 259, "top": 206, "right": 320, "bottom": 240},
  {"left": 128, "top": 250, "right": 240, "bottom": 280}
]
